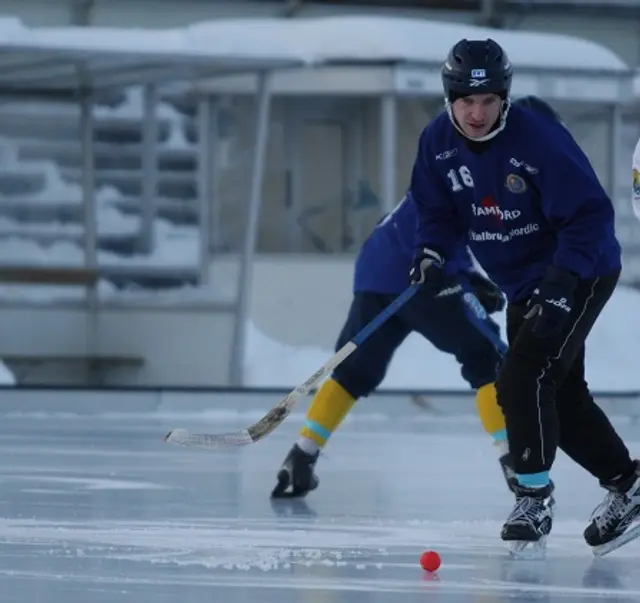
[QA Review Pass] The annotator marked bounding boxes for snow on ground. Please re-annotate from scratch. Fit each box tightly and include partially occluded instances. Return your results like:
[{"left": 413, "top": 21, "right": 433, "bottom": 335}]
[{"left": 244, "top": 285, "right": 640, "bottom": 393}]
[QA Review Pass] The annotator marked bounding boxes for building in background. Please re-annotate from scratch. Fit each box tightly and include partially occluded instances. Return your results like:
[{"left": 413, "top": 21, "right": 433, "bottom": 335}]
[{"left": 0, "top": 0, "right": 636, "bottom": 387}]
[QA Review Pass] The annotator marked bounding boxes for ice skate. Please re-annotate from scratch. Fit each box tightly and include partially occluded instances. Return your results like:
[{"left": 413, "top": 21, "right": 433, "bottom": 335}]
[
  {"left": 584, "top": 461, "right": 640, "bottom": 556},
  {"left": 501, "top": 483, "right": 554, "bottom": 558},
  {"left": 271, "top": 443, "right": 319, "bottom": 499}
]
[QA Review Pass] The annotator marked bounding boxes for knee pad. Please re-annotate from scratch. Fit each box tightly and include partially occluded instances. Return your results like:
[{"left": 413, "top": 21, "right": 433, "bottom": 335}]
[
  {"left": 495, "top": 353, "right": 537, "bottom": 418},
  {"left": 332, "top": 362, "right": 383, "bottom": 399},
  {"left": 460, "top": 347, "right": 501, "bottom": 390}
]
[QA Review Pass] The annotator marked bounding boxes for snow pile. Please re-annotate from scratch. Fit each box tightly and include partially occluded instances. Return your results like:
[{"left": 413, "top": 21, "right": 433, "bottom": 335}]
[{"left": 244, "top": 285, "right": 640, "bottom": 393}]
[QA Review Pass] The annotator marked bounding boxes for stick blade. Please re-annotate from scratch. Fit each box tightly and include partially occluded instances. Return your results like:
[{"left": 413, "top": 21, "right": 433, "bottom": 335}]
[
  {"left": 163, "top": 391, "right": 301, "bottom": 451},
  {"left": 164, "top": 428, "right": 254, "bottom": 449}
]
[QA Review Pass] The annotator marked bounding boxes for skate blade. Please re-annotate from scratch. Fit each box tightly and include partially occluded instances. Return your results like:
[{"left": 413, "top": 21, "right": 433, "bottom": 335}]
[
  {"left": 270, "top": 469, "right": 294, "bottom": 499},
  {"left": 270, "top": 469, "right": 314, "bottom": 499},
  {"left": 507, "top": 537, "right": 547, "bottom": 560},
  {"left": 592, "top": 523, "right": 640, "bottom": 557},
  {"left": 271, "top": 490, "right": 307, "bottom": 499}
]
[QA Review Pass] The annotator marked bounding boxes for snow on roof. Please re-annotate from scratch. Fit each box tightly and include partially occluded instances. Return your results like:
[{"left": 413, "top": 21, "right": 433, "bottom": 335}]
[
  {"left": 26, "top": 26, "right": 192, "bottom": 57},
  {"left": 0, "top": 20, "right": 304, "bottom": 70},
  {"left": 184, "top": 16, "right": 629, "bottom": 74},
  {"left": 633, "top": 69, "right": 640, "bottom": 94},
  {"left": 0, "top": 16, "right": 25, "bottom": 37},
  {"left": 0, "top": 15, "right": 627, "bottom": 75}
]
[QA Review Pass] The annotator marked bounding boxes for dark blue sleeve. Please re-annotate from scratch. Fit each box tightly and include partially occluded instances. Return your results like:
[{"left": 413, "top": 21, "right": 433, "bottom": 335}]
[
  {"left": 409, "top": 128, "right": 464, "bottom": 260},
  {"left": 536, "top": 127, "right": 617, "bottom": 277},
  {"left": 442, "top": 244, "right": 476, "bottom": 277},
  {"left": 454, "top": 245, "right": 476, "bottom": 273}
]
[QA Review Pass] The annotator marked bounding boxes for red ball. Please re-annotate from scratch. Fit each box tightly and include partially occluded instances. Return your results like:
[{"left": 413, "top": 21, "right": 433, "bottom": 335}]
[{"left": 420, "top": 550, "right": 441, "bottom": 572}]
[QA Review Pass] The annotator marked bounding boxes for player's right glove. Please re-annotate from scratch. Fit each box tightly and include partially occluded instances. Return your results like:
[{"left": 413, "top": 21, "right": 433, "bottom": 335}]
[
  {"left": 409, "top": 247, "right": 445, "bottom": 292},
  {"left": 524, "top": 266, "right": 578, "bottom": 338},
  {"left": 464, "top": 271, "right": 506, "bottom": 315}
]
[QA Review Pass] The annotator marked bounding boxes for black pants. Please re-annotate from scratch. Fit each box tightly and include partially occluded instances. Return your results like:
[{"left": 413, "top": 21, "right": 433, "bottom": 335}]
[
  {"left": 332, "top": 283, "right": 502, "bottom": 399},
  {"left": 496, "top": 271, "right": 633, "bottom": 482}
]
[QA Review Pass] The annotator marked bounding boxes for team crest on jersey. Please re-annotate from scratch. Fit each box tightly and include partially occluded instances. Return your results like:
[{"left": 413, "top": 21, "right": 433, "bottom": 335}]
[
  {"left": 633, "top": 167, "right": 640, "bottom": 196},
  {"left": 505, "top": 173, "right": 527, "bottom": 194}
]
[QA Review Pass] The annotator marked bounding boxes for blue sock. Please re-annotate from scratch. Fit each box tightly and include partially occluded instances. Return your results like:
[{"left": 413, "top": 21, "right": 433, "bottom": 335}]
[
  {"left": 516, "top": 471, "right": 550, "bottom": 488},
  {"left": 492, "top": 429, "right": 507, "bottom": 443}
]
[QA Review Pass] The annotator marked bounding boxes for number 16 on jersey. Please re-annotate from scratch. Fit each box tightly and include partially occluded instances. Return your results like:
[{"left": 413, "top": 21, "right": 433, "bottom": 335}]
[{"left": 447, "top": 165, "right": 474, "bottom": 192}]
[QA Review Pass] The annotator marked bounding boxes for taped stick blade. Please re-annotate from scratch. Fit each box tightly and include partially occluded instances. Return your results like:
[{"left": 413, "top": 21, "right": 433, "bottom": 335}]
[{"left": 164, "top": 428, "right": 254, "bottom": 449}]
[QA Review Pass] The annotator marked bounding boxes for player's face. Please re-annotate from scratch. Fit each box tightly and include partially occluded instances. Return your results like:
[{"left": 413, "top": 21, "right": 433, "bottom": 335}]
[{"left": 451, "top": 94, "right": 502, "bottom": 139}]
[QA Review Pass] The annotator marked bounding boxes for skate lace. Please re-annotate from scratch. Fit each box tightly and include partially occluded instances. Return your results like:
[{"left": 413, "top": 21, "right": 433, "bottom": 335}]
[
  {"left": 593, "top": 492, "right": 628, "bottom": 531},
  {"left": 509, "top": 496, "right": 543, "bottom": 524}
]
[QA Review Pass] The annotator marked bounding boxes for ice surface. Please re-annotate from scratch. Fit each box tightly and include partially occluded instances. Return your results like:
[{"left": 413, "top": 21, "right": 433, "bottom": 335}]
[{"left": 1, "top": 397, "right": 640, "bottom": 603}]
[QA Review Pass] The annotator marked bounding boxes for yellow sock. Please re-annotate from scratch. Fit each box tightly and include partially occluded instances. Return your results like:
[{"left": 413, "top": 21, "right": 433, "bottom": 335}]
[
  {"left": 475, "top": 382, "right": 507, "bottom": 443},
  {"left": 299, "top": 378, "right": 356, "bottom": 448}
]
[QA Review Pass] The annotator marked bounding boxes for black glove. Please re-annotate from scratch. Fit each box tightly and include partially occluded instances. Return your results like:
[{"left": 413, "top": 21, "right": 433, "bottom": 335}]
[
  {"left": 464, "top": 270, "right": 506, "bottom": 315},
  {"left": 409, "top": 247, "right": 445, "bottom": 292},
  {"left": 524, "top": 266, "right": 579, "bottom": 338}
]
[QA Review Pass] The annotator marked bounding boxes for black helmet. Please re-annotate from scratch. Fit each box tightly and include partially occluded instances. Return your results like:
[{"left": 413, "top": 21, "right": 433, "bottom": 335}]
[
  {"left": 442, "top": 39, "right": 513, "bottom": 101},
  {"left": 514, "top": 95, "right": 563, "bottom": 124}
]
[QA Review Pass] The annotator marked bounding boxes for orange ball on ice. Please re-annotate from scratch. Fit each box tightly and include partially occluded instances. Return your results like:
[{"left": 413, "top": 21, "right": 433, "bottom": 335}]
[{"left": 420, "top": 550, "right": 441, "bottom": 572}]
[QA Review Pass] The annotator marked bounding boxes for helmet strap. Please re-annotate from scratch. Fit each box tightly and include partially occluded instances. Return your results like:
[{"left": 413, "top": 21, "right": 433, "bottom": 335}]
[{"left": 445, "top": 97, "right": 511, "bottom": 143}]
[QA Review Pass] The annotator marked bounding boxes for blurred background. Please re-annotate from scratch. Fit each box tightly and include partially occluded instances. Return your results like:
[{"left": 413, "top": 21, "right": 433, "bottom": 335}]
[{"left": 0, "top": 0, "right": 637, "bottom": 396}]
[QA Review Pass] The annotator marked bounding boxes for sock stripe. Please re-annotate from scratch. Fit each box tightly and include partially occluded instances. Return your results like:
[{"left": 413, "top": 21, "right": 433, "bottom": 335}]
[
  {"left": 492, "top": 428, "right": 507, "bottom": 442},
  {"left": 516, "top": 471, "right": 550, "bottom": 488},
  {"left": 304, "top": 419, "right": 331, "bottom": 441}
]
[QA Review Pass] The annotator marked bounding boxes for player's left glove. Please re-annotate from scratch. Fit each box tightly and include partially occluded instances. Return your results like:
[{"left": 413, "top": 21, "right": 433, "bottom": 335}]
[
  {"left": 463, "top": 271, "right": 506, "bottom": 315},
  {"left": 409, "top": 247, "right": 445, "bottom": 293},
  {"left": 524, "top": 266, "right": 579, "bottom": 338}
]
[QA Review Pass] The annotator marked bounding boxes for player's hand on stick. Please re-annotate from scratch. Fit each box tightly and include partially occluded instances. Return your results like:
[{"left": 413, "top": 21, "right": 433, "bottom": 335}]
[
  {"left": 409, "top": 247, "right": 445, "bottom": 293},
  {"left": 464, "top": 271, "right": 506, "bottom": 314}
]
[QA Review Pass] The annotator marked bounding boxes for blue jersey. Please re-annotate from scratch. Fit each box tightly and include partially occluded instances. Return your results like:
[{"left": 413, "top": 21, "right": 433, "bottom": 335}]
[
  {"left": 354, "top": 192, "right": 474, "bottom": 294},
  {"left": 409, "top": 105, "right": 621, "bottom": 302}
]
